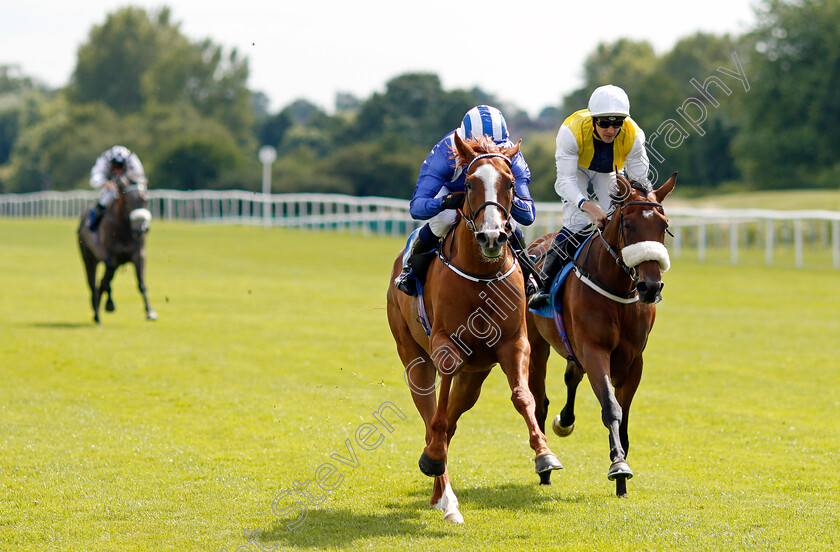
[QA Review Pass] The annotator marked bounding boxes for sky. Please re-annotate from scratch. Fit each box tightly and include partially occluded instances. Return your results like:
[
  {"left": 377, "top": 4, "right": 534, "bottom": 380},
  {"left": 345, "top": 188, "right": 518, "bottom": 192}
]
[{"left": 2, "top": 0, "right": 759, "bottom": 117}]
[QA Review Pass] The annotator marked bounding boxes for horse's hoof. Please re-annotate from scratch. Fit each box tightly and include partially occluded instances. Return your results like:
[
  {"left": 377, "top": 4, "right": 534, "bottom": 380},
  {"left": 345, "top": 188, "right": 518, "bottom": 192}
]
[
  {"left": 105, "top": 300, "right": 115, "bottom": 312},
  {"left": 552, "top": 415, "right": 574, "bottom": 437},
  {"left": 147, "top": 311, "right": 158, "bottom": 321},
  {"left": 607, "top": 461, "right": 633, "bottom": 481},
  {"left": 419, "top": 452, "right": 446, "bottom": 477},
  {"left": 535, "top": 453, "right": 563, "bottom": 474},
  {"left": 444, "top": 511, "right": 464, "bottom": 524}
]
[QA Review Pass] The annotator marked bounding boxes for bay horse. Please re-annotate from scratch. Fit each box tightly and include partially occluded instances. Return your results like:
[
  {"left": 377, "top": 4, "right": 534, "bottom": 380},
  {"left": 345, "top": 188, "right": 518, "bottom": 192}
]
[
  {"left": 386, "top": 133, "right": 562, "bottom": 524},
  {"left": 77, "top": 181, "right": 157, "bottom": 324},
  {"left": 526, "top": 172, "right": 677, "bottom": 497}
]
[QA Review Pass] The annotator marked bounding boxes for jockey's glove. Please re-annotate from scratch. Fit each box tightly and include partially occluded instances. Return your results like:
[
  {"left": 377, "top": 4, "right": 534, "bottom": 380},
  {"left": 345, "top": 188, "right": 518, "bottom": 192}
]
[{"left": 441, "top": 192, "right": 465, "bottom": 210}]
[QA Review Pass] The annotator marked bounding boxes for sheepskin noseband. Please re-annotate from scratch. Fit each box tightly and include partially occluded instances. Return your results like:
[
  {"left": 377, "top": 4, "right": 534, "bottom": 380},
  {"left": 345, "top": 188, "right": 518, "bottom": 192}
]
[{"left": 621, "top": 241, "right": 670, "bottom": 272}]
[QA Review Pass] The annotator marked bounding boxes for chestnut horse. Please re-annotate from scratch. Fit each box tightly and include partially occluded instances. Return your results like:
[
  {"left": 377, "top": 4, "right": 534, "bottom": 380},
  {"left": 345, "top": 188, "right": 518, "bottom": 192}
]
[
  {"left": 77, "top": 182, "right": 156, "bottom": 324},
  {"left": 386, "top": 133, "right": 562, "bottom": 523},
  {"left": 526, "top": 172, "right": 676, "bottom": 497}
]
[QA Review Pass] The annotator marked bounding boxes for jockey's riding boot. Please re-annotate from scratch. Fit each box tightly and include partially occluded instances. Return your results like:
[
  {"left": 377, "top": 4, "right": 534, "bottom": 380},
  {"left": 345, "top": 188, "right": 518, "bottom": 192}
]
[
  {"left": 508, "top": 225, "right": 543, "bottom": 298},
  {"left": 394, "top": 225, "right": 438, "bottom": 296},
  {"left": 527, "top": 241, "right": 567, "bottom": 310},
  {"left": 88, "top": 204, "right": 106, "bottom": 232}
]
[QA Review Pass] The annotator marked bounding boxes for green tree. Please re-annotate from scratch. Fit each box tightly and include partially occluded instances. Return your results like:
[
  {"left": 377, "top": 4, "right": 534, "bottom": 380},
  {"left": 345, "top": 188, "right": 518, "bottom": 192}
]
[
  {"left": 561, "top": 39, "right": 661, "bottom": 117},
  {"left": 325, "top": 137, "right": 427, "bottom": 199},
  {"left": 353, "top": 73, "right": 478, "bottom": 147},
  {"left": 0, "top": 66, "right": 51, "bottom": 170},
  {"left": 68, "top": 7, "right": 254, "bottom": 146},
  {"left": 153, "top": 134, "right": 245, "bottom": 191},
  {"left": 650, "top": 33, "right": 746, "bottom": 190},
  {"left": 520, "top": 133, "right": 559, "bottom": 202},
  {"left": 69, "top": 7, "right": 173, "bottom": 114},
  {"left": 734, "top": 0, "right": 840, "bottom": 188},
  {"left": 144, "top": 38, "right": 254, "bottom": 146},
  {"left": 6, "top": 100, "right": 127, "bottom": 192}
]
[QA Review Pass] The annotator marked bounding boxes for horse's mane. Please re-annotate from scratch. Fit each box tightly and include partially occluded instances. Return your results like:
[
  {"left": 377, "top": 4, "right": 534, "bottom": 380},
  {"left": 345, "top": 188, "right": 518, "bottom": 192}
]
[
  {"left": 450, "top": 135, "right": 505, "bottom": 168},
  {"left": 609, "top": 178, "right": 653, "bottom": 203}
]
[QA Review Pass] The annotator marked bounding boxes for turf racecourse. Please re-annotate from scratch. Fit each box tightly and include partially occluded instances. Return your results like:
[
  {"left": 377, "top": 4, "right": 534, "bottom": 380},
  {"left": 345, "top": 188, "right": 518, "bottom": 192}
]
[{"left": 1, "top": 218, "right": 838, "bottom": 552}]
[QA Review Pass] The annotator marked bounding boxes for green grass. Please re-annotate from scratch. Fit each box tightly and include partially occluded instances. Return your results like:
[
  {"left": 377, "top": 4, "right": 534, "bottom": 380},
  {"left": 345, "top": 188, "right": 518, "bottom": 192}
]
[{"left": 1, "top": 219, "right": 839, "bottom": 551}]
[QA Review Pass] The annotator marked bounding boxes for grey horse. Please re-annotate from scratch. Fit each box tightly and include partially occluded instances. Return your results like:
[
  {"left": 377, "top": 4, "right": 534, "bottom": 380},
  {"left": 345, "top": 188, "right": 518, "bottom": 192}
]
[{"left": 77, "top": 183, "right": 157, "bottom": 324}]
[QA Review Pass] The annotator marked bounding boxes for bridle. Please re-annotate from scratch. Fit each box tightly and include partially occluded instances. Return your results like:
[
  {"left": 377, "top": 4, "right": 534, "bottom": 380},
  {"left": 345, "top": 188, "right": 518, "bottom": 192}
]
[
  {"left": 592, "top": 199, "right": 667, "bottom": 282},
  {"left": 438, "top": 152, "right": 520, "bottom": 284},
  {"left": 459, "top": 153, "right": 514, "bottom": 236}
]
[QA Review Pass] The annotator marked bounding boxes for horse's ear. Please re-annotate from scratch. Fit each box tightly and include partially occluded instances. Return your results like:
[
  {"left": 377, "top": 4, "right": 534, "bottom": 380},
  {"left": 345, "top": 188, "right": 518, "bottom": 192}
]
[
  {"left": 615, "top": 170, "right": 632, "bottom": 200},
  {"left": 503, "top": 139, "right": 521, "bottom": 160},
  {"left": 654, "top": 172, "right": 677, "bottom": 202},
  {"left": 453, "top": 131, "right": 476, "bottom": 164}
]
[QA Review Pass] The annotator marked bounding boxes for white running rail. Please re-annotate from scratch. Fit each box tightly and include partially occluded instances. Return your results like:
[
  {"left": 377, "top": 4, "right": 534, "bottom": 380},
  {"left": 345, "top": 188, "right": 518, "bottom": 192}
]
[{"left": 2, "top": 189, "right": 839, "bottom": 269}]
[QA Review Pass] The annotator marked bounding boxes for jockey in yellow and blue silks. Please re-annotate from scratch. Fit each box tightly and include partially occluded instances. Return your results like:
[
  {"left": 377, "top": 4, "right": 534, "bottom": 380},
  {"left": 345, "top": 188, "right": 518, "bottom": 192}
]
[
  {"left": 394, "top": 105, "right": 540, "bottom": 297},
  {"left": 528, "top": 85, "right": 651, "bottom": 310}
]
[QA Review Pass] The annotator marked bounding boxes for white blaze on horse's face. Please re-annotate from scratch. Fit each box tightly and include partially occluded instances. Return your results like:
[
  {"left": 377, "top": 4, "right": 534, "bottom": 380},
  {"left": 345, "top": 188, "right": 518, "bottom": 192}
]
[{"left": 473, "top": 164, "right": 504, "bottom": 235}]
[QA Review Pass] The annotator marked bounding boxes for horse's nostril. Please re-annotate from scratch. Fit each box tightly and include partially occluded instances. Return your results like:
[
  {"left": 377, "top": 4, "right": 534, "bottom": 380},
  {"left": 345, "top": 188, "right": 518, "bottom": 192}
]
[
  {"left": 476, "top": 233, "right": 488, "bottom": 245},
  {"left": 498, "top": 233, "right": 508, "bottom": 244}
]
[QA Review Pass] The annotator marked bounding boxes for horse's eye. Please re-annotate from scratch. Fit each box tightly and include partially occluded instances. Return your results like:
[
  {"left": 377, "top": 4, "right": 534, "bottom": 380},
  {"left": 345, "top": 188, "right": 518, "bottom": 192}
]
[{"left": 465, "top": 182, "right": 472, "bottom": 192}]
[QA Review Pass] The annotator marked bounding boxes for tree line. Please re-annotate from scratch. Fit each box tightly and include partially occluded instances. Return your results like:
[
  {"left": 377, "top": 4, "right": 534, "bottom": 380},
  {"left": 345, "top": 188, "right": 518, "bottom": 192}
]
[{"left": 1, "top": 0, "right": 838, "bottom": 199}]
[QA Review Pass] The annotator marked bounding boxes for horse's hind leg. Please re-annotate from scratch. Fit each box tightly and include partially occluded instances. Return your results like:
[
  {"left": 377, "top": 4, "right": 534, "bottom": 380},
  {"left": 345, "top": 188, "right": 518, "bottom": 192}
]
[
  {"left": 553, "top": 359, "right": 584, "bottom": 438},
  {"left": 525, "top": 322, "right": 554, "bottom": 484},
  {"left": 526, "top": 316, "right": 551, "bottom": 435}
]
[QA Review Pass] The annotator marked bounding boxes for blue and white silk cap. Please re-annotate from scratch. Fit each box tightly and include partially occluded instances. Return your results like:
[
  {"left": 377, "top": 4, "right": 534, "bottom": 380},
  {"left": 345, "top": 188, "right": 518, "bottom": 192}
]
[{"left": 457, "top": 105, "right": 509, "bottom": 143}]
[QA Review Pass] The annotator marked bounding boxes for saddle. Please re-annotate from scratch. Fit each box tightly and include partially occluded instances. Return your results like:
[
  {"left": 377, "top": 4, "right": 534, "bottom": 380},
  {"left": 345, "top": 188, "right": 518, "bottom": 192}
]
[{"left": 529, "top": 234, "right": 594, "bottom": 319}]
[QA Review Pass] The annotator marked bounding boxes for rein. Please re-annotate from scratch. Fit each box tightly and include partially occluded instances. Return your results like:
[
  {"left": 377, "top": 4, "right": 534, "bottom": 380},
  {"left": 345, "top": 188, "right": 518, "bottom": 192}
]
[
  {"left": 437, "top": 249, "right": 518, "bottom": 283},
  {"left": 593, "top": 200, "right": 665, "bottom": 281},
  {"left": 438, "top": 221, "right": 518, "bottom": 283}
]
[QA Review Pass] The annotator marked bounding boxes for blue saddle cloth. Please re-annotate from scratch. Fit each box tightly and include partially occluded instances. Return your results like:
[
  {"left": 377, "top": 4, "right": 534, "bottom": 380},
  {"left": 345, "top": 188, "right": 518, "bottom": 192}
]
[{"left": 529, "top": 234, "right": 594, "bottom": 319}]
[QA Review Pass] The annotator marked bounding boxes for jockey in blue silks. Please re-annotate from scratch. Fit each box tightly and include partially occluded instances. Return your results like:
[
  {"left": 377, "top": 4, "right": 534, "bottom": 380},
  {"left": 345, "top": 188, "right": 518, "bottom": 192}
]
[{"left": 393, "top": 105, "right": 541, "bottom": 297}]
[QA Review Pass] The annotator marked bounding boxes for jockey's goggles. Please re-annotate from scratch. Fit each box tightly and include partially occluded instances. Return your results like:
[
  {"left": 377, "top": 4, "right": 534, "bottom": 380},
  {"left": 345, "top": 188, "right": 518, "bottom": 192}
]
[{"left": 595, "top": 117, "right": 625, "bottom": 129}]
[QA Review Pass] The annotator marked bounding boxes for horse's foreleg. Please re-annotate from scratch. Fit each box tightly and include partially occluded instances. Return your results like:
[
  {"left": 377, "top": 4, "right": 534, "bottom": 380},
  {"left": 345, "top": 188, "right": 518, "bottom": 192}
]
[
  {"left": 81, "top": 247, "right": 100, "bottom": 323},
  {"left": 99, "top": 265, "right": 117, "bottom": 315},
  {"left": 133, "top": 256, "right": 157, "bottom": 320},
  {"left": 586, "top": 366, "right": 634, "bottom": 490},
  {"left": 611, "top": 357, "right": 644, "bottom": 497},
  {"left": 499, "top": 339, "right": 562, "bottom": 475},
  {"left": 554, "top": 359, "right": 584, "bottom": 438},
  {"left": 431, "top": 468, "right": 463, "bottom": 523},
  {"left": 422, "top": 373, "right": 490, "bottom": 524},
  {"left": 419, "top": 372, "right": 453, "bottom": 477}
]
